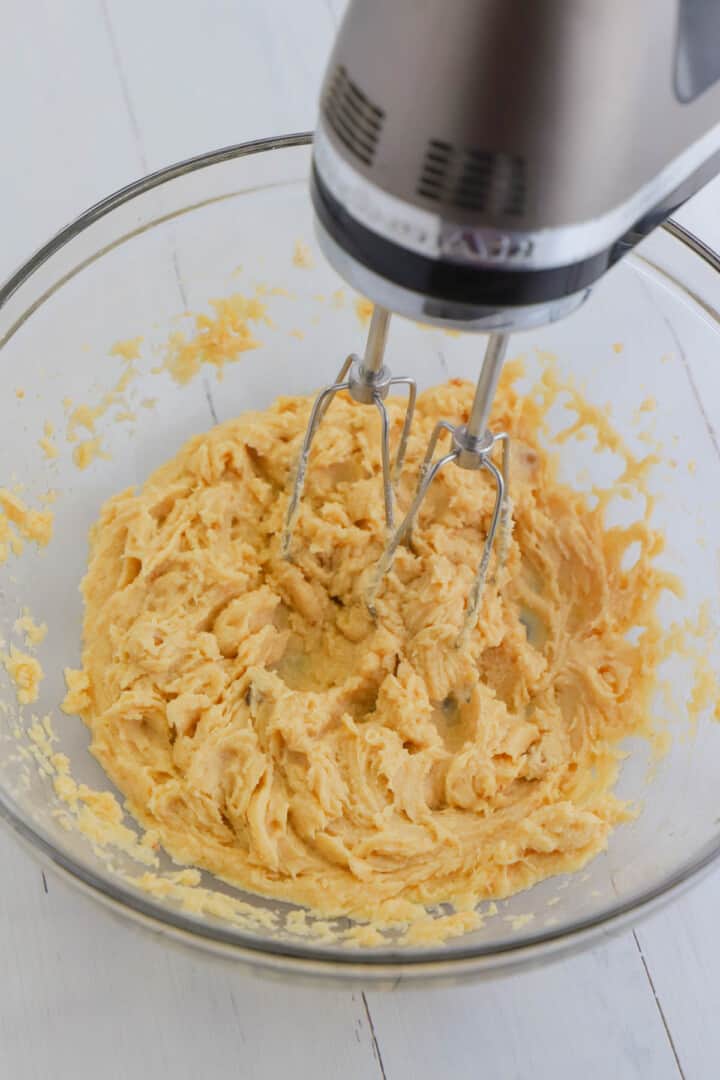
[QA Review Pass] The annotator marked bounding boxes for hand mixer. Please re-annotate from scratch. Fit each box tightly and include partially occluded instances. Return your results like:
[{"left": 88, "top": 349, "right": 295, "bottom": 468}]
[{"left": 283, "top": 0, "right": 720, "bottom": 636}]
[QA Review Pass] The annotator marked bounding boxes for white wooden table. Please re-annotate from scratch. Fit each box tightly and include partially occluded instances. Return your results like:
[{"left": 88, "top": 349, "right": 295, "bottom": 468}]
[{"left": 1, "top": 3, "right": 719, "bottom": 1077}]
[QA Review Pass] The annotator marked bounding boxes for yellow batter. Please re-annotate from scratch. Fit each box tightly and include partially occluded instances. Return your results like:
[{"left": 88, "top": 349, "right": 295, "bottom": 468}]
[{"left": 63, "top": 371, "right": 669, "bottom": 924}]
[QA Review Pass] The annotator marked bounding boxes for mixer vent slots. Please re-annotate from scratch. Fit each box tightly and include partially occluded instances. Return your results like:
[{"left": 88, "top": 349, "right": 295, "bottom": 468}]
[
  {"left": 418, "top": 140, "right": 527, "bottom": 216},
  {"left": 322, "top": 64, "right": 385, "bottom": 166}
]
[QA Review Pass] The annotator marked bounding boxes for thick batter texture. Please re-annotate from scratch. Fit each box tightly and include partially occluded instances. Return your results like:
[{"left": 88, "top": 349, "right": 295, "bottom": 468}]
[{"left": 63, "top": 372, "right": 668, "bottom": 924}]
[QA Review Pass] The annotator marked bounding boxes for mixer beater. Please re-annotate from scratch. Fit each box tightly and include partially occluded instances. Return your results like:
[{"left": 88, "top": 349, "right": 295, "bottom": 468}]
[
  {"left": 281, "top": 305, "right": 416, "bottom": 557},
  {"left": 282, "top": 307, "right": 511, "bottom": 645},
  {"left": 280, "top": 0, "right": 720, "bottom": 644}
]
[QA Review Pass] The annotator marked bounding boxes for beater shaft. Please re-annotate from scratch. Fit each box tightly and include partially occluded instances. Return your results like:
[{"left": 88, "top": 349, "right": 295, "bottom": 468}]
[
  {"left": 361, "top": 305, "right": 390, "bottom": 379},
  {"left": 466, "top": 333, "right": 507, "bottom": 440}
]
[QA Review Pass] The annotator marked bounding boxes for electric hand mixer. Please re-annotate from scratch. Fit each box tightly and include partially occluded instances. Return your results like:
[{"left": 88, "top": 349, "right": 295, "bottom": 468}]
[{"left": 283, "top": 0, "right": 720, "bottom": 636}]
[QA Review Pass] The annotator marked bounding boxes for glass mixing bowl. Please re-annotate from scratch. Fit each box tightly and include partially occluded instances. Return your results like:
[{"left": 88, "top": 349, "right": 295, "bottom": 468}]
[{"left": 1, "top": 133, "right": 720, "bottom": 987}]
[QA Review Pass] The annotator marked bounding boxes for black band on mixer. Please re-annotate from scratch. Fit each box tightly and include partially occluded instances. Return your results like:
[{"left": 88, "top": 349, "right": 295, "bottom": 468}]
[{"left": 311, "top": 165, "right": 617, "bottom": 310}]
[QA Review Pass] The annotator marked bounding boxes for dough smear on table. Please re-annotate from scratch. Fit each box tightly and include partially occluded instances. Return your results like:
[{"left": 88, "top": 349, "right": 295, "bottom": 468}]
[{"left": 63, "top": 372, "right": 670, "bottom": 923}]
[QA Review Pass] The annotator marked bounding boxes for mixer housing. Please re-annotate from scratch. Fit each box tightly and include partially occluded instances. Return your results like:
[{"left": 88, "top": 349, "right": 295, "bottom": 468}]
[{"left": 311, "top": 0, "right": 720, "bottom": 331}]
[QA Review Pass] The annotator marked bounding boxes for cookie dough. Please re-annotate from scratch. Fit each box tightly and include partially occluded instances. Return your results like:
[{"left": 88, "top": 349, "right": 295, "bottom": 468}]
[
  {"left": 64, "top": 374, "right": 666, "bottom": 922},
  {"left": 5, "top": 646, "right": 43, "bottom": 705}
]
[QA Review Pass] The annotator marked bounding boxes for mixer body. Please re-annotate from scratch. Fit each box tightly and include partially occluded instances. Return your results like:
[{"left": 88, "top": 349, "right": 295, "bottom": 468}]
[
  {"left": 291, "top": 0, "right": 720, "bottom": 624},
  {"left": 311, "top": 0, "right": 720, "bottom": 331}
]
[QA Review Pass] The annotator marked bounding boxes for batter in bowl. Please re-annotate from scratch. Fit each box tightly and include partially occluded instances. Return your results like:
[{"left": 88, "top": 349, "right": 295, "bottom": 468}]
[{"left": 63, "top": 369, "right": 669, "bottom": 924}]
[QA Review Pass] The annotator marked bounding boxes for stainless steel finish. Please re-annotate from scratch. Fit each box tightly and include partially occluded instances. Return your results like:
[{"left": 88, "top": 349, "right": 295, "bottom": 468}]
[
  {"left": 318, "top": 0, "right": 720, "bottom": 245},
  {"left": 368, "top": 334, "right": 511, "bottom": 644},
  {"left": 314, "top": 216, "right": 592, "bottom": 332},
  {"left": 313, "top": 0, "right": 720, "bottom": 329},
  {"left": 357, "top": 303, "right": 389, "bottom": 384},
  {"left": 466, "top": 333, "right": 507, "bottom": 444},
  {"left": 314, "top": 123, "right": 720, "bottom": 273},
  {"left": 281, "top": 306, "right": 416, "bottom": 559}
]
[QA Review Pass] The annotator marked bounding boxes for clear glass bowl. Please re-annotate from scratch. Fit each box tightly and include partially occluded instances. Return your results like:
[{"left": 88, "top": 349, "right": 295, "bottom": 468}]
[{"left": 2, "top": 134, "right": 720, "bottom": 986}]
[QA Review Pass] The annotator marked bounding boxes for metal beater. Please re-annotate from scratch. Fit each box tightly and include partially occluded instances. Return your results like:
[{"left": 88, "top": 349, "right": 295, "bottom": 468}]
[
  {"left": 282, "top": 308, "right": 510, "bottom": 643},
  {"left": 367, "top": 332, "right": 510, "bottom": 645},
  {"left": 291, "top": 0, "right": 720, "bottom": 634},
  {"left": 281, "top": 305, "right": 416, "bottom": 557}
]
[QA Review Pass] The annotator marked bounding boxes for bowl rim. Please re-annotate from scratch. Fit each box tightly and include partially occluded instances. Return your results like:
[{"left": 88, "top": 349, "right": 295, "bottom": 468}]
[{"left": 1, "top": 131, "right": 719, "bottom": 980}]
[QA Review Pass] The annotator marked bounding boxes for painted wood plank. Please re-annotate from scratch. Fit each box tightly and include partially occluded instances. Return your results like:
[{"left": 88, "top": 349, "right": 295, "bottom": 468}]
[
  {"left": 634, "top": 870, "right": 720, "bottom": 1080},
  {"left": 325, "top": 0, "right": 349, "bottom": 24},
  {"left": 101, "top": 0, "right": 336, "bottom": 171},
  {"left": 0, "top": 0, "right": 143, "bottom": 282},
  {"left": 366, "top": 932, "right": 683, "bottom": 1080},
  {"left": 0, "top": 834, "right": 382, "bottom": 1080}
]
